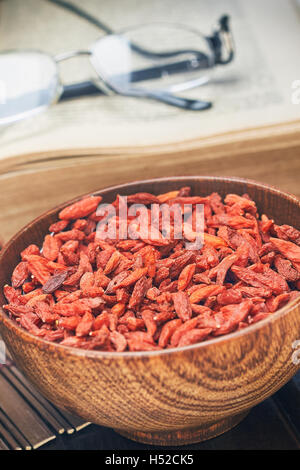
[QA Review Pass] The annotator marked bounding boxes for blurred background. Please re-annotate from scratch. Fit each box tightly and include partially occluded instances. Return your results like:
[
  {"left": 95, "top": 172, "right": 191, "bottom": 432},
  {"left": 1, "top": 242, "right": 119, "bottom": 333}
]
[{"left": 1, "top": 0, "right": 300, "bottom": 156}]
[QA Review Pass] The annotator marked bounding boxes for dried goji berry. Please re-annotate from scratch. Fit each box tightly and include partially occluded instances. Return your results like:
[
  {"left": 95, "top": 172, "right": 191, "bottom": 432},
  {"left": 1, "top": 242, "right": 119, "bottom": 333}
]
[
  {"left": 59, "top": 196, "right": 102, "bottom": 220},
  {"left": 177, "top": 263, "right": 196, "bottom": 291},
  {"left": 11, "top": 261, "right": 29, "bottom": 288},
  {"left": 42, "top": 235, "right": 61, "bottom": 261}
]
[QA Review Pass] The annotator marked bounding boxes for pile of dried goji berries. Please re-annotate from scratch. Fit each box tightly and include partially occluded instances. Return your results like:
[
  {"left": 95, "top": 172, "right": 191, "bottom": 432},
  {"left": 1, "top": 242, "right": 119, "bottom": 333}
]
[{"left": 3, "top": 187, "right": 300, "bottom": 352}]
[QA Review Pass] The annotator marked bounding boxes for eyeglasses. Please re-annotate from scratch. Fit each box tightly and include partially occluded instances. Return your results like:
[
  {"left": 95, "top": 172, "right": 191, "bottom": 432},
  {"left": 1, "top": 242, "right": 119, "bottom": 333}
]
[{"left": 0, "top": 13, "right": 234, "bottom": 126}]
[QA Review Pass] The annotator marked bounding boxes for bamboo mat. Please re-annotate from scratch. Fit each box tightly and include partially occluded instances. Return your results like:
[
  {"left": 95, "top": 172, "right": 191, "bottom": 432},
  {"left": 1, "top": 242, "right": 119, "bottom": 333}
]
[{"left": 0, "top": 356, "right": 90, "bottom": 450}]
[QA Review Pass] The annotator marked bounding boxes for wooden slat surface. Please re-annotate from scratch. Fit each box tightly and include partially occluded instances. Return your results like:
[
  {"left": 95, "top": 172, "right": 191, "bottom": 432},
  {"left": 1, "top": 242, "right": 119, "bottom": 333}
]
[
  {"left": 0, "top": 408, "right": 32, "bottom": 450},
  {"left": 0, "top": 373, "right": 56, "bottom": 449},
  {"left": 0, "top": 357, "right": 89, "bottom": 449},
  {"left": 9, "top": 365, "right": 75, "bottom": 434},
  {"left": 1, "top": 367, "right": 65, "bottom": 436},
  {"left": 0, "top": 419, "right": 22, "bottom": 450},
  {"left": 0, "top": 438, "right": 9, "bottom": 451}
]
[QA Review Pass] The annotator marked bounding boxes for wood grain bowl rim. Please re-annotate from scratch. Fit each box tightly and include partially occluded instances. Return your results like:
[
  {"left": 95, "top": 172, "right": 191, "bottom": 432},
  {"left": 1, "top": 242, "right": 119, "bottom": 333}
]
[{"left": 1, "top": 174, "right": 300, "bottom": 360}]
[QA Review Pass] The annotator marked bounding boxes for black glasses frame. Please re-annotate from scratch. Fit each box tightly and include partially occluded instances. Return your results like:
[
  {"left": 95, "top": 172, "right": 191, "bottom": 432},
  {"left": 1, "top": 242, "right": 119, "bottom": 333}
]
[{"left": 58, "top": 14, "right": 234, "bottom": 111}]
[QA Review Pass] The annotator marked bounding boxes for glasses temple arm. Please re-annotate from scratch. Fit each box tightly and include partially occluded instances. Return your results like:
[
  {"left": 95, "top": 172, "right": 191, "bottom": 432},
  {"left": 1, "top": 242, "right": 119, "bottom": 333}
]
[{"left": 46, "top": 0, "right": 113, "bottom": 33}]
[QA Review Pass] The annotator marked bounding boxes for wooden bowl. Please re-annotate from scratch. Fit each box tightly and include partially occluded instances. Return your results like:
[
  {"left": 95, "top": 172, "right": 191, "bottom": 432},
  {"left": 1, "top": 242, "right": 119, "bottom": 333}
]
[{"left": 1, "top": 176, "right": 300, "bottom": 446}]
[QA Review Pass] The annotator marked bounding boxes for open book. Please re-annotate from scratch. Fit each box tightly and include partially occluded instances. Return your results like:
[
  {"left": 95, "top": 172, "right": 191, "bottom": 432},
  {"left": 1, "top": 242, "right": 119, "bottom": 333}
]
[
  {"left": 0, "top": 0, "right": 299, "bottom": 243},
  {"left": 0, "top": 0, "right": 300, "bottom": 161}
]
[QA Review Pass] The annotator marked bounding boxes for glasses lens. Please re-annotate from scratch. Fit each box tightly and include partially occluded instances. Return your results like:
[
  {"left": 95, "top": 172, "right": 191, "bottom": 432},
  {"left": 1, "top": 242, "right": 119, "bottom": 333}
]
[
  {"left": 90, "top": 24, "right": 215, "bottom": 94},
  {"left": 0, "top": 51, "right": 60, "bottom": 125}
]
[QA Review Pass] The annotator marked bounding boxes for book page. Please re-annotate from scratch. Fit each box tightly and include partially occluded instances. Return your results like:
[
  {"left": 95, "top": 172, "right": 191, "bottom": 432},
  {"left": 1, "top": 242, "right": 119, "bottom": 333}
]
[{"left": 0, "top": 0, "right": 299, "bottom": 159}]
